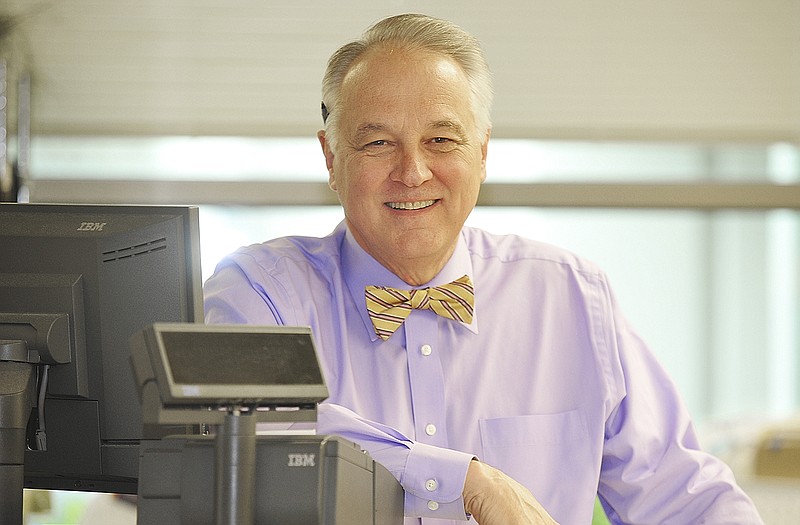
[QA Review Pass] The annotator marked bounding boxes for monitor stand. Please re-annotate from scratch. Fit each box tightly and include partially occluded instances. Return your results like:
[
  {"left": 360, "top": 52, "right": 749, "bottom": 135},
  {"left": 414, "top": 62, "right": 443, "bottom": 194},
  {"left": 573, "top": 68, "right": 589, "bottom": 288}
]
[{"left": 0, "top": 342, "right": 37, "bottom": 525}]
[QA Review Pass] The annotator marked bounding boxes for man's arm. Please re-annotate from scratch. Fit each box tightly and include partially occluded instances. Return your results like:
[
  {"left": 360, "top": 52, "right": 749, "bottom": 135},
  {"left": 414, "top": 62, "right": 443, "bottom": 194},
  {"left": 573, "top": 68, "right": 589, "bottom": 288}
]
[
  {"left": 318, "top": 403, "right": 474, "bottom": 520},
  {"left": 320, "top": 404, "right": 560, "bottom": 524}
]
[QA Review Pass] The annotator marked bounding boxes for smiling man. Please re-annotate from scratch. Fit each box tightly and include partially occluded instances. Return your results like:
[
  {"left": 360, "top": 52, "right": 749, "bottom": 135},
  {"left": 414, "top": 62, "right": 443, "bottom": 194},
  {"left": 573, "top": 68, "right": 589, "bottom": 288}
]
[
  {"left": 203, "top": 14, "right": 763, "bottom": 525},
  {"left": 318, "top": 43, "right": 488, "bottom": 286}
]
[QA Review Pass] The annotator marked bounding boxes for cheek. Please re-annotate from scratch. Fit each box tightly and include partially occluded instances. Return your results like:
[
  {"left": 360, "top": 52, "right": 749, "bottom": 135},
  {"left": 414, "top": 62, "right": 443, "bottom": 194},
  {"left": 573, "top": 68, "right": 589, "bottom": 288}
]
[
  {"left": 332, "top": 158, "right": 360, "bottom": 197},
  {"left": 439, "top": 157, "right": 484, "bottom": 194},
  {"left": 333, "top": 172, "right": 371, "bottom": 210},
  {"left": 341, "top": 159, "right": 387, "bottom": 196}
]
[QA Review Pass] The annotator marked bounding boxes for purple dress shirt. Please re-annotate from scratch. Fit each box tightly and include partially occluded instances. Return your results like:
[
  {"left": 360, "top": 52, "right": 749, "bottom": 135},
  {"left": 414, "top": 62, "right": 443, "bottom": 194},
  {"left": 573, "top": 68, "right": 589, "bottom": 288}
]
[{"left": 203, "top": 221, "right": 762, "bottom": 525}]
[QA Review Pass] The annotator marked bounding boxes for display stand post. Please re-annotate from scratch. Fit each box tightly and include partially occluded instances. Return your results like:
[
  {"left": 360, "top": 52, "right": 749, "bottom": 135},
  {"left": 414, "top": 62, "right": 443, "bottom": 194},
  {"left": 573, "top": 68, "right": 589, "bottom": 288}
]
[{"left": 215, "top": 408, "right": 256, "bottom": 525}]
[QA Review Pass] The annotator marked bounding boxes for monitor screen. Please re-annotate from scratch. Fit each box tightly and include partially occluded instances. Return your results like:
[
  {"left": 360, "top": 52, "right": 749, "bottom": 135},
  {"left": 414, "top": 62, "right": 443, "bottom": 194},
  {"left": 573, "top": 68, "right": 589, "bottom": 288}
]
[
  {"left": 0, "top": 203, "right": 204, "bottom": 495},
  {"left": 132, "top": 323, "right": 328, "bottom": 409},
  {"left": 163, "top": 330, "right": 322, "bottom": 387}
]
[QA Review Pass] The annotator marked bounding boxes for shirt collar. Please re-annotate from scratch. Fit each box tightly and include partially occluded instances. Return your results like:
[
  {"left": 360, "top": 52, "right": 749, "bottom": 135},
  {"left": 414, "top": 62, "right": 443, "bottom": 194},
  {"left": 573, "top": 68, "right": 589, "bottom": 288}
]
[{"left": 340, "top": 221, "right": 479, "bottom": 341}]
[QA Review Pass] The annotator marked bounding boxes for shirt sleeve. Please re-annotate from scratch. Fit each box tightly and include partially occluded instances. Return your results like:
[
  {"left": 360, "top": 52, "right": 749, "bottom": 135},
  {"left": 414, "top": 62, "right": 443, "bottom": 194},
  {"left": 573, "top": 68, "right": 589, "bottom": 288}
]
[
  {"left": 318, "top": 403, "right": 475, "bottom": 520},
  {"left": 597, "top": 283, "right": 763, "bottom": 524}
]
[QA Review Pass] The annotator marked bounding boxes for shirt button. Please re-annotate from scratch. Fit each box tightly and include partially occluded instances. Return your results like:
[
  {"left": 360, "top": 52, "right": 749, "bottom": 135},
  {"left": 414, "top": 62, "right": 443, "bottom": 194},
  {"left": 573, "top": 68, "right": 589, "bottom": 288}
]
[
  {"left": 420, "top": 344, "right": 432, "bottom": 356},
  {"left": 428, "top": 501, "right": 439, "bottom": 511},
  {"left": 425, "top": 479, "right": 438, "bottom": 491},
  {"left": 425, "top": 424, "right": 437, "bottom": 436}
]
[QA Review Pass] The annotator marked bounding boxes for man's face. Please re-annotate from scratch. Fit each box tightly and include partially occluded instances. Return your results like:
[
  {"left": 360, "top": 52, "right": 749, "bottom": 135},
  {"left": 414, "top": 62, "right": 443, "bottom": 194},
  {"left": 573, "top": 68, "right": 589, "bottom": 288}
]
[{"left": 319, "top": 47, "right": 489, "bottom": 284}]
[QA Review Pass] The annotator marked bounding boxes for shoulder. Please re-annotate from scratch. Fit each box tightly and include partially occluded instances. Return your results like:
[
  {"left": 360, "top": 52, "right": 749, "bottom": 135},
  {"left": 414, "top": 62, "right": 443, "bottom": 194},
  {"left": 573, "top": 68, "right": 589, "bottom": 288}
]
[
  {"left": 463, "top": 226, "right": 605, "bottom": 278},
  {"left": 204, "top": 228, "right": 344, "bottom": 323},
  {"left": 223, "top": 228, "right": 343, "bottom": 276},
  {"left": 235, "top": 234, "right": 333, "bottom": 262}
]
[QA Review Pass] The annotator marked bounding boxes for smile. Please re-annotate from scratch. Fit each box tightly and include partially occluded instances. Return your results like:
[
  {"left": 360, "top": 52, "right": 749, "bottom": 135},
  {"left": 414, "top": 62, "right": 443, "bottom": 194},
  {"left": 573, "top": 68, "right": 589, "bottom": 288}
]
[{"left": 386, "top": 200, "right": 437, "bottom": 210}]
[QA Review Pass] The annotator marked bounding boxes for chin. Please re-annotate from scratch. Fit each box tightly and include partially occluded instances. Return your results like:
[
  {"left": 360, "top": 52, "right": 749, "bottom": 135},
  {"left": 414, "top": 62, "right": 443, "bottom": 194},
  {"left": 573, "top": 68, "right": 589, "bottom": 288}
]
[{"left": 394, "top": 230, "right": 453, "bottom": 259}]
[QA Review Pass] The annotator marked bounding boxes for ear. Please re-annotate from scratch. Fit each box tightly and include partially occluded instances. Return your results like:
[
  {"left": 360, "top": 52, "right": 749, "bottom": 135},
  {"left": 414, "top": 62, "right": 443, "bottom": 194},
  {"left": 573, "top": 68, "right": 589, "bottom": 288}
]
[
  {"left": 479, "top": 129, "right": 491, "bottom": 183},
  {"left": 317, "top": 130, "right": 337, "bottom": 191}
]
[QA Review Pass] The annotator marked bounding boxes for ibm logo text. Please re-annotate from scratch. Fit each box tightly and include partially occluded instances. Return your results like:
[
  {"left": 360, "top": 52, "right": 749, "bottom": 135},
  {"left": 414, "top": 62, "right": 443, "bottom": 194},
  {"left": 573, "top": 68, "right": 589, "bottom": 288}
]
[
  {"left": 77, "top": 222, "right": 108, "bottom": 232},
  {"left": 287, "top": 453, "right": 316, "bottom": 467}
]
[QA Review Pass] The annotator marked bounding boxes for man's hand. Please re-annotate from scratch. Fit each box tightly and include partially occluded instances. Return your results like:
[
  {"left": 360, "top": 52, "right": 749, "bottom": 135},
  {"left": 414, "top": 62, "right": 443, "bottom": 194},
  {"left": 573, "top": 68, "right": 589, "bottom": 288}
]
[{"left": 462, "top": 460, "right": 559, "bottom": 525}]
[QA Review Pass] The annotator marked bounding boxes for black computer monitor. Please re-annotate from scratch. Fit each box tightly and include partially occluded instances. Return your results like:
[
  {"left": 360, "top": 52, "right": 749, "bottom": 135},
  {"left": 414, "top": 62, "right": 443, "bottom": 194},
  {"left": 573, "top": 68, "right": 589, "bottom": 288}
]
[{"left": 0, "top": 203, "right": 203, "bottom": 504}]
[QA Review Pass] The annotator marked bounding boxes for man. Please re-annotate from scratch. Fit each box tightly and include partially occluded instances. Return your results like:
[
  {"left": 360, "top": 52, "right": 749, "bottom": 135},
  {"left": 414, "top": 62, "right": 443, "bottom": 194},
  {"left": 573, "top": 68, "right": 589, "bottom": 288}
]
[{"left": 204, "top": 13, "right": 763, "bottom": 524}]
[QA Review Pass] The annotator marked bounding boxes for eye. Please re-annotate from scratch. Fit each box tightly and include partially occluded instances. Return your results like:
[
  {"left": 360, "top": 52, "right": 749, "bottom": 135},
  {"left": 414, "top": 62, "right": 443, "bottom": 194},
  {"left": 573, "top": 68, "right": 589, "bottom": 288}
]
[
  {"left": 357, "top": 139, "right": 394, "bottom": 155},
  {"left": 427, "top": 136, "right": 460, "bottom": 152},
  {"left": 360, "top": 139, "right": 392, "bottom": 150}
]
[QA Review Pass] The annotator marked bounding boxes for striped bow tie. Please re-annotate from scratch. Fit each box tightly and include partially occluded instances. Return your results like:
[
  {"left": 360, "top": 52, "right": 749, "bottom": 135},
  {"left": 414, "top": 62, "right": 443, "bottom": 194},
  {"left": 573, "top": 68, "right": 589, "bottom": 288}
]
[{"left": 365, "top": 275, "right": 474, "bottom": 340}]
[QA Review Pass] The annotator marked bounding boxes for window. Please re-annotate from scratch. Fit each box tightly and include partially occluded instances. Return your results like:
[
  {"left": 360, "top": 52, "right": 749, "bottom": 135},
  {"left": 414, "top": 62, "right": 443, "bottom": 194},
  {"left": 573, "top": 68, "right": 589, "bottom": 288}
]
[{"left": 22, "top": 136, "right": 800, "bottom": 425}]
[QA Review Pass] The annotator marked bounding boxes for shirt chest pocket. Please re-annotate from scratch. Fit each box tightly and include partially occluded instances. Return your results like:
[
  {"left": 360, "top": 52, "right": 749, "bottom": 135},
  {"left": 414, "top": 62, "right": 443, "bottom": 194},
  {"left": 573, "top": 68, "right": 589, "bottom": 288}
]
[{"left": 478, "top": 410, "right": 596, "bottom": 513}]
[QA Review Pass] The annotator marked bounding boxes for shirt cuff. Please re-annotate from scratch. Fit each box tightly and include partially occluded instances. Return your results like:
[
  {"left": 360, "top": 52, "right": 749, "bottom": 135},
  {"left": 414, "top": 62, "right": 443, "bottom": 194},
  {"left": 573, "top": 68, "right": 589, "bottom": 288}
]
[{"left": 401, "top": 441, "right": 475, "bottom": 520}]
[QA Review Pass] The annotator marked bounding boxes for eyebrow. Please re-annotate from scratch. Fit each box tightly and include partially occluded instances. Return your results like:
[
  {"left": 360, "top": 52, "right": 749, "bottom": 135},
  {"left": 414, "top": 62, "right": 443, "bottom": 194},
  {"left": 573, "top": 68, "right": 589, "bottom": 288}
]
[
  {"left": 354, "top": 123, "right": 388, "bottom": 143},
  {"left": 431, "top": 120, "right": 469, "bottom": 140},
  {"left": 352, "top": 120, "right": 470, "bottom": 143}
]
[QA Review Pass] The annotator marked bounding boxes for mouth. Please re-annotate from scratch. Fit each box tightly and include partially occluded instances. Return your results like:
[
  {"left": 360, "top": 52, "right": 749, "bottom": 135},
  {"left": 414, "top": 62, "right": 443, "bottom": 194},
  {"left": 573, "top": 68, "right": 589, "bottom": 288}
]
[{"left": 385, "top": 199, "right": 438, "bottom": 211}]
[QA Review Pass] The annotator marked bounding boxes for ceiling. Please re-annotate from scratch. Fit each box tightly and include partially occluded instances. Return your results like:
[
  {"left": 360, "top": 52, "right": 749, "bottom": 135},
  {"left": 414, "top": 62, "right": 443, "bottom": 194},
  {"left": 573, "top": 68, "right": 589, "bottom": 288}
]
[{"left": 3, "top": 0, "right": 799, "bottom": 142}]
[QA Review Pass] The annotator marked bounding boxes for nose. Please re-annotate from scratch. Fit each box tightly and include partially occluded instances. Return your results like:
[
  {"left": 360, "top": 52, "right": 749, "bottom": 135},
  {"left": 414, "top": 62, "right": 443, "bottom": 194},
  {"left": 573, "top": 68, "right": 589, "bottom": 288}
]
[{"left": 391, "top": 146, "right": 433, "bottom": 187}]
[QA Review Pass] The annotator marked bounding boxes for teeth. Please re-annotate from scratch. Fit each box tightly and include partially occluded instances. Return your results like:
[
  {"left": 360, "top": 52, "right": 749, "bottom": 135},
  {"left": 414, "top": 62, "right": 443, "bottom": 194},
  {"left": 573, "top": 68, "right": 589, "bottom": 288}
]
[{"left": 387, "top": 200, "right": 436, "bottom": 210}]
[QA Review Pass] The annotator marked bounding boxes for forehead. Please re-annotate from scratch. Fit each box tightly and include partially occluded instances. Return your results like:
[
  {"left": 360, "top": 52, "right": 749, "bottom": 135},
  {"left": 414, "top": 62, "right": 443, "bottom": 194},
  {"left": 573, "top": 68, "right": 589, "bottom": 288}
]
[
  {"left": 338, "top": 47, "right": 475, "bottom": 129},
  {"left": 347, "top": 45, "right": 464, "bottom": 80}
]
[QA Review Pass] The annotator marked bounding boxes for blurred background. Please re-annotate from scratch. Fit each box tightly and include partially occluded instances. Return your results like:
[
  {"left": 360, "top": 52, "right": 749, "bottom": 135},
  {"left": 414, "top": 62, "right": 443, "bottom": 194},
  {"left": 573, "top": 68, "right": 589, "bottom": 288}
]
[{"left": 2, "top": 1, "right": 798, "bottom": 523}]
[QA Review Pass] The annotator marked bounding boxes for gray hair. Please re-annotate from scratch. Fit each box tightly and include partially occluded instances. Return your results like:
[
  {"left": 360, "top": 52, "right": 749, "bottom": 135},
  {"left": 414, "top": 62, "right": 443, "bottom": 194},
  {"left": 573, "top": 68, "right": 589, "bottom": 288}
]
[{"left": 320, "top": 13, "right": 493, "bottom": 150}]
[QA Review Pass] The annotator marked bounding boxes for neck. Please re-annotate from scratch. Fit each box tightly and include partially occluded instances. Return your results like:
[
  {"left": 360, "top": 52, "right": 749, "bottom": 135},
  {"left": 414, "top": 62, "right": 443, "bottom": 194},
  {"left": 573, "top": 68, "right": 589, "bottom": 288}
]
[
  {"left": 374, "top": 245, "right": 456, "bottom": 287},
  {"left": 385, "top": 259, "right": 448, "bottom": 287},
  {"left": 345, "top": 220, "right": 459, "bottom": 287}
]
